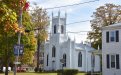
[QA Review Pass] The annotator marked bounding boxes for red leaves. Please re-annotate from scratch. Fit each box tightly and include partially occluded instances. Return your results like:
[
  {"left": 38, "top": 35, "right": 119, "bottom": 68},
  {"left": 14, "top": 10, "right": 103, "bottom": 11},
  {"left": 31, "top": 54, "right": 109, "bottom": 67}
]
[
  {"left": 19, "top": 0, "right": 30, "bottom": 11},
  {"left": 23, "top": 2, "right": 29, "bottom": 11}
]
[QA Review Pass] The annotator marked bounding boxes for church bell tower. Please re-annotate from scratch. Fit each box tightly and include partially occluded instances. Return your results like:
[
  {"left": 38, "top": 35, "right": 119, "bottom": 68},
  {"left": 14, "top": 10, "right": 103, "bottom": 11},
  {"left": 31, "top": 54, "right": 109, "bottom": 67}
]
[{"left": 51, "top": 11, "right": 67, "bottom": 35}]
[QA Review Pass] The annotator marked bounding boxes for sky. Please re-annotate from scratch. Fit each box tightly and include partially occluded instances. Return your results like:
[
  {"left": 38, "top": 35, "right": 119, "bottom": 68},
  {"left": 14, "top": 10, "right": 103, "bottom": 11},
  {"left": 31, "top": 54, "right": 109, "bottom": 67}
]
[{"left": 28, "top": 0, "right": 121, "bottom": 43}]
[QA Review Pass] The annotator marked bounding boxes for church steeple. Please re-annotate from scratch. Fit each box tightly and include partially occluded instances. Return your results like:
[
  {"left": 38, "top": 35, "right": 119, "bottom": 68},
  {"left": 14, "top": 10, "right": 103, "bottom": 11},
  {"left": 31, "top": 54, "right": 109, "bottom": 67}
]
[
  {"left": 52, "top": 12, "right": 53, "bottom": 18},
  {"left": 58, "top": 10, "right": 60, "bottom": 19},
  {"left": 52, "top": 11, "right": 66, "bottom": 35},
  {"left": 65, "top": 11, "right": 67, "bottom": 20}
]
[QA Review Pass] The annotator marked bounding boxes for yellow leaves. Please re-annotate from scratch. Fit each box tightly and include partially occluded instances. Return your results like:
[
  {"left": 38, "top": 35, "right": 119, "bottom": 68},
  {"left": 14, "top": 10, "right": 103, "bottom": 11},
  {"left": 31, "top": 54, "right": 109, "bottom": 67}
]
[
  {"left": 31, "top": 37, "right": 37, "bottom": 45},
  {"left": 13, "top": 23, "right": 25, "bottom": 34},
  {"left": 0, "top": 3, "right": 23, "bottom": 34},
  {"left": 20, "top": 50, "right": 35, "bottom": 64},
  {"left": 4, "top": 21, "right": 25, "bottom": 34}
]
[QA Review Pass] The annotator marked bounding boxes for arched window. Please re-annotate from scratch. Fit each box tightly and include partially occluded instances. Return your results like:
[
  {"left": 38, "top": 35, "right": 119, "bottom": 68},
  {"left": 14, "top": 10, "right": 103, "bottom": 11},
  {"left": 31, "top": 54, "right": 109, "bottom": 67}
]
[
  {"left": 78, "top": 52, "right": 82, "bottom": 67},
  {"left": 61, "top": 25, "right": 64, "bottom": 34},
  {"left": 52, "top": 46, "right": 56, "bottom": 57},
  {"left": 63, "top": 54, "right": 66, "bottom": 67},
  {"left": 54, "top": 25, "right": 56, "bottom": 34},
  {"left": 47, "top": 54, "right": 49, "bottom": 66}
]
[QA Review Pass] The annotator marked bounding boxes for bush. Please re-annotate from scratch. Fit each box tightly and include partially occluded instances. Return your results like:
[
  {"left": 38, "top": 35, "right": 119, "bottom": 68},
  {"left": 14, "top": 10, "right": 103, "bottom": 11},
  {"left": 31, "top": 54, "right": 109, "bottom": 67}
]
[
  {"left": 57, "top": 69, "right": 78, "bottom": 75},
  {"left": 34, "top": 67, "right": 42, "bottom": 72},
  {"left": 85, "top": 72, "right": 100, "bottom": 75},
  {"left": 0, "top": 69, "right": 3, "bottom": 73},
  {"left": 39, "top": 68, "right": 42, "bottom": 72},
  {"left": 34, "top": 67, "right": 38, "bottom": 72}
]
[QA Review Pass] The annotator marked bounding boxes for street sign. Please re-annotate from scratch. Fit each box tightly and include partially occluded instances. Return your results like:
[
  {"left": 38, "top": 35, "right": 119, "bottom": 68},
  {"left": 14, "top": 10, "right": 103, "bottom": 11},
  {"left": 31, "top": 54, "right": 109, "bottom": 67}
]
[{"left": 14, "top": 44, "right": 24, "bottom": 56}]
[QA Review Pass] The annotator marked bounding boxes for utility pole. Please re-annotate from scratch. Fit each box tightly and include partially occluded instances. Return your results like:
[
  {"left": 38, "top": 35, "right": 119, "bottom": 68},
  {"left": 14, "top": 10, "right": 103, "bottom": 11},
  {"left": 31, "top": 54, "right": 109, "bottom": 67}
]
[
  {"left": 14, "top": 3, "right": 23, "bottom": 75},
  {"left": 5, "top": 33, "right": 8, "bottom": 75}
]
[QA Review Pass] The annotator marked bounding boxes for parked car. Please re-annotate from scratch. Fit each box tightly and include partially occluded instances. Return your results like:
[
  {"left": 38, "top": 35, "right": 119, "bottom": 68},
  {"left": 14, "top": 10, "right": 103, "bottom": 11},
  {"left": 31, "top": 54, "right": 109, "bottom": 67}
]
[{"left": 17, "top": 67, "right": 26, "bottom": 72}]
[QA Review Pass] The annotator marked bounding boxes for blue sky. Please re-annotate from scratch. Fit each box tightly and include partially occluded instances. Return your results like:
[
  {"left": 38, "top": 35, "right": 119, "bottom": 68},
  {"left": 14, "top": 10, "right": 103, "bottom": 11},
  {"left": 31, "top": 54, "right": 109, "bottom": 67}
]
[{"left": 28, "top": 0, "right": 121, "bottom": 43}]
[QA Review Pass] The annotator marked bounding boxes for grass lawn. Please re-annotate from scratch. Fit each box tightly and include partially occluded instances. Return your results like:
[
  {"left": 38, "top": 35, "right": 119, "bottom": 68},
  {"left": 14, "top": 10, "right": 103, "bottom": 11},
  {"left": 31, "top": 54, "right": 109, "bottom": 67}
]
[
  {"left": 0, "top": 72, "right": 86, "bottom": 75},
  {"left": 0, "top": 72, "right": 56, "bottom": 75}
]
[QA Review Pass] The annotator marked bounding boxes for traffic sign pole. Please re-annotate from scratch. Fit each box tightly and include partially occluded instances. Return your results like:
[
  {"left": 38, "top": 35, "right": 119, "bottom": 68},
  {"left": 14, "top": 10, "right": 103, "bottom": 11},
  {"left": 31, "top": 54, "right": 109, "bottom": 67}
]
[{"left": 14, "top": 4, "right": 23, "bottom": 75}]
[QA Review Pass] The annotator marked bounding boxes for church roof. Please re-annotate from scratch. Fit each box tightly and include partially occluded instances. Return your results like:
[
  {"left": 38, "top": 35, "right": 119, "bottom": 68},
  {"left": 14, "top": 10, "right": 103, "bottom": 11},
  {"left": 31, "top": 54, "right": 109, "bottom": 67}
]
[
  {"left": 75, "top": 43, "right": 85, "bottom": 50},
  {"left": 75, "top": 43, "right": 95, "bottom": 51}
]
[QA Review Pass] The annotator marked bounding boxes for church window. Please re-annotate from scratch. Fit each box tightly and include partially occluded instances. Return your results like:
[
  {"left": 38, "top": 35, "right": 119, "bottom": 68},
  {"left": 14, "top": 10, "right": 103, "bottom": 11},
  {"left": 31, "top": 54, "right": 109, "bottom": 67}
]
[
  {"left": 54, "top": 25, "right": 56, "bottom": 34},
  {"left": 47, "top": 54, "right": 48, "bottom": 66},
  {"left": 107, "top": 54, "right": 110, "bottom": 68},
  {"left": 63, "top": 54, "right": 66, "bottom": 67},
  {"left": 78, "top": 52, "right": 82, "bottom": 67},
  {"left": 52, "top": 46, "right": 56, "bottom": 57},
  {"left": 61, "top": 25, "right": 64, "bottom": 34}
]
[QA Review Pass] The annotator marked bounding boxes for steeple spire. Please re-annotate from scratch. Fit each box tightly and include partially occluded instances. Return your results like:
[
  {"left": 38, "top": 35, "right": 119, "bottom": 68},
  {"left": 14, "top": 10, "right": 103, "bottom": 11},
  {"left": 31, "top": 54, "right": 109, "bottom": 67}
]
[
  {"left": 65, "top": 11, "right": 67, "bottom": 19},
  {"left": 58, "top": 10, "right": 60, "bottom": 19},
  {"left": 52, "top": 11, "right": 53, "bottom": 18}
]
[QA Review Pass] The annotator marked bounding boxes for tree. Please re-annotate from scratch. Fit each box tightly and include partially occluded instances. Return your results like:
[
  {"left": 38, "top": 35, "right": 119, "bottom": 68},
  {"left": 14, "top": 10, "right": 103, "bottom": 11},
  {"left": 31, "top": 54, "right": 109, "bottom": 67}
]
[
  {"left": 0, "top": 1, "right": 36, "bottom": 75},
  {"left": 0, "top": 2, "right": 20, "bottom": 75},
  {"left": 87, "top": 3, "right": 121, "bottom": 49},
  {"left": 31, "top": 5, "right": 49, "bottom": 72}
]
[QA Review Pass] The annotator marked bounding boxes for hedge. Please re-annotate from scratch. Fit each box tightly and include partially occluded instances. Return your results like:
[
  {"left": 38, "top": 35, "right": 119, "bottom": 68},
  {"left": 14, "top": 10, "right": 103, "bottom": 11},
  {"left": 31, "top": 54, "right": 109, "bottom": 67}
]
[{"left": 57, "top": 69, "right": 78, "bottom": 75}]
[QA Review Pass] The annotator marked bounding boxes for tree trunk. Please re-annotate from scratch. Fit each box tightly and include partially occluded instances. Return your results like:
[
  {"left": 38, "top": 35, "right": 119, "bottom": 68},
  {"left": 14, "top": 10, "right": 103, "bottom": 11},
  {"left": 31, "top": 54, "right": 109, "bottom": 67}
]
[
  {"left": 5, "top": 33, "right": 8, "bottom": 75},
  {"left": 5, "top": 63, "right": 8, "bottom": 75},
  {"left": 37, "top": 38, "right": 40, "bottom": 72}
]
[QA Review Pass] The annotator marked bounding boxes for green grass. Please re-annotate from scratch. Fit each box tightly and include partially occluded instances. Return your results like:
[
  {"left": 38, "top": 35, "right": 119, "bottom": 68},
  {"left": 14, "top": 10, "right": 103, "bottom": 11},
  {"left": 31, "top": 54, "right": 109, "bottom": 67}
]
[
  {"left": 0, "top": 72, "right": 86, "bottom": 75},
  {"left": 0, "top": 72, "right": 56, "bottom": 75}
]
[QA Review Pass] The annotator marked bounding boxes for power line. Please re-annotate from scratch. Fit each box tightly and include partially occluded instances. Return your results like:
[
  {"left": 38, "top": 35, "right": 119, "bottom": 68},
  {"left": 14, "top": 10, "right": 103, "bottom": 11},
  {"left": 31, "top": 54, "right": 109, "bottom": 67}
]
[
  {"left": 67, "top": 31, "right": 90, "bottom": 33},
  {"left": 49, "top": 19, "right": 90, "bottom": 25},
  {"left": 29, "top": 0, "right": 99, "bottom": 11},
  {"left": 45, "top": 0, "right": 99, "bottom": 10},
  {"left": 66, "top": 20, "right": 90, "bottom": 25}
]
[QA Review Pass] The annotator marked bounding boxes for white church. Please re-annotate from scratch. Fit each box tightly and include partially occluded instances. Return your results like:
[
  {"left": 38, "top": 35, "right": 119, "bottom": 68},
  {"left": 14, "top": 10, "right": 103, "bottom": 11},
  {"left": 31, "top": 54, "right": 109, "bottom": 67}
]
[{"left": 44, "top": 12, "right": 100, "bottom": 72}]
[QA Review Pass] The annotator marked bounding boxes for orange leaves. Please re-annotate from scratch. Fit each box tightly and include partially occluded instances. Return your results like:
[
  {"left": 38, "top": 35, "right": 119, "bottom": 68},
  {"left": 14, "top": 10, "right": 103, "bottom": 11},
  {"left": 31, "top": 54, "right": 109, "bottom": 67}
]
[
  {"left": 0, "top": 3, "right": 25, "bottom": 34},
  {"left": 4, "top": 21, "right": 11, "bottom": 32},
  {"left": 13, "top": 23, "right": 25, "bottom": 34},
  {"left": 4, "top": 22, "right": 25, "bottom": 34}
]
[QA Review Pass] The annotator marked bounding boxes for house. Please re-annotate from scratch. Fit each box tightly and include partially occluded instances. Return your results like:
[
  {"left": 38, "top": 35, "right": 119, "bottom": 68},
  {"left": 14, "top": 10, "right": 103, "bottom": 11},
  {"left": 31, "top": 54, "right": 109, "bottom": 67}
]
[
  {"left": 102, "top": 23, "right": 121, "bottom": 75},
  {"left": 44, "top": 11, "right": 100, "bottom": 72}
]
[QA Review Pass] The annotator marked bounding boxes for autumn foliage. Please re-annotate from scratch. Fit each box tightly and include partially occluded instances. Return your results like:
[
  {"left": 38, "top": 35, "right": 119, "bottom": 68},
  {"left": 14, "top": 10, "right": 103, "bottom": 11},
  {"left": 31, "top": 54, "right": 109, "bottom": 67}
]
[
  {"left": 0, "top": 0, "right": 29, "bottom": 34},
  {"left": 0, "top": 0, "right": 36, "bottom": 66}
]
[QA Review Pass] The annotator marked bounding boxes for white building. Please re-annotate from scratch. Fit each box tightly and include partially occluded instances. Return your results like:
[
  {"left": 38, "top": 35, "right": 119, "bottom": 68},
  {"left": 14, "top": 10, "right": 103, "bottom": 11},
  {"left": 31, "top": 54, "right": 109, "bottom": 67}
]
[
  {"left": 102, "top": 23, "right": 121, "bottom": 75},
  {"left": 44, "top": 12, "right": 100, "bottom": 72}
]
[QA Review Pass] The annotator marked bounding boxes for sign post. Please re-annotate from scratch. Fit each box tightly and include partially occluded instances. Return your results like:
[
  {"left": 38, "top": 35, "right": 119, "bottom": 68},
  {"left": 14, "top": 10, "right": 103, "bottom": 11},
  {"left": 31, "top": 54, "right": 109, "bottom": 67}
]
[
  {"left": 14, "top": 44, "right": 24, "bottom": 75},
  {"left": 14, "top": 44, "right": 24, "bottom": 56}
]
